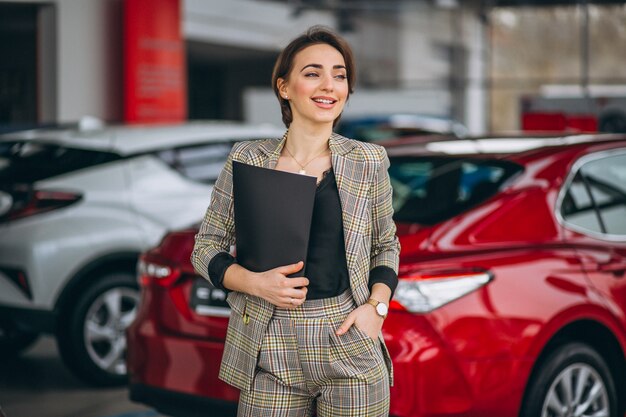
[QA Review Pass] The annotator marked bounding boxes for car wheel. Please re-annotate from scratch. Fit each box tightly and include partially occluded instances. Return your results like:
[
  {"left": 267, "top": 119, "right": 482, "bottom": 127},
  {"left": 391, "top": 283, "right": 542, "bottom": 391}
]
[
  {"left": 57, "top": 271, "right": 140, "bottom": 386},
  {"left": 521, "top": 342, "right": 617, "bottom": 417},
  {"left": 0, "top": 318, "right": 39, "bottom": 357}
]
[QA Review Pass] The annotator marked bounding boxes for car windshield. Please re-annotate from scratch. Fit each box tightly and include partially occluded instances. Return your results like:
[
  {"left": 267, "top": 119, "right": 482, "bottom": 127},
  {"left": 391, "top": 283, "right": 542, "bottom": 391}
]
[
  {"left": 0, "top": 141, "right": 120, "bottom": 184},
  {"left": 389, "top": 156, "right": 523, "bottom": 225}
]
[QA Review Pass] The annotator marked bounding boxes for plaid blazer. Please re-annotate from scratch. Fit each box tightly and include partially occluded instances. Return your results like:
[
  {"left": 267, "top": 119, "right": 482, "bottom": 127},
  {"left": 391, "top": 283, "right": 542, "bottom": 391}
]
[{"left": 191, "top": 132, "right": 400, "bottom": 391}]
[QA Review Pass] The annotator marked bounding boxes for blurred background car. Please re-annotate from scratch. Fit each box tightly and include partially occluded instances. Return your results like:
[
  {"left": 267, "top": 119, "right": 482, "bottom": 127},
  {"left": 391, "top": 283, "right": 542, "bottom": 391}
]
[
  {"left": 335, "top": 113, "right": 468, "bottom": 142},
  {"left": 128, "top": 133, "right": 626, "bottom": 417},
  {"left": 0, "top": 120, "right": 283, "bottom": 386}
]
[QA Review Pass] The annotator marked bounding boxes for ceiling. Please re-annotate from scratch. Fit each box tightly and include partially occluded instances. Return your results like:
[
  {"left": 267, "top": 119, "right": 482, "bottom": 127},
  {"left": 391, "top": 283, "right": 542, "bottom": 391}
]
[{"left": 492, "top": 0, "right": 625, "bottom": 6}]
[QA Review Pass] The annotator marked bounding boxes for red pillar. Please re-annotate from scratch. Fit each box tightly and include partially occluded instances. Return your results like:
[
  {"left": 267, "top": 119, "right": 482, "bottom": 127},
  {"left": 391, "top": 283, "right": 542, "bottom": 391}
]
[{"left": 123, "top": 0, "right": 187, "bottom": 123}]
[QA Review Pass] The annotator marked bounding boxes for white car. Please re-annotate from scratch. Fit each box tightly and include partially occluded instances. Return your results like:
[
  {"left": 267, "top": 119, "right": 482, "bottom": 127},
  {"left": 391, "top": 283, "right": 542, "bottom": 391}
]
[{"left": 0, "top": 121, "right": 283, "bottom": 386}]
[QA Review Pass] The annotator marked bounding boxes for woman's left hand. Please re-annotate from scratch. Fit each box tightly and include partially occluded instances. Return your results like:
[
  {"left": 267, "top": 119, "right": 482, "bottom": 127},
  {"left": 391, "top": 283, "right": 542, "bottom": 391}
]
[{"left": 336, "top": 303, "right": 384, "bottom": 340}]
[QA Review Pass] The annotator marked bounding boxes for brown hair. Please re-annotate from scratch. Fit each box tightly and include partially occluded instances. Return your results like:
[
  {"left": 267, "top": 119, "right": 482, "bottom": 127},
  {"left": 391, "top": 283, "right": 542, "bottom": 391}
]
[{"left": 271, "top": 26, "right": 356, "bottom": 128}]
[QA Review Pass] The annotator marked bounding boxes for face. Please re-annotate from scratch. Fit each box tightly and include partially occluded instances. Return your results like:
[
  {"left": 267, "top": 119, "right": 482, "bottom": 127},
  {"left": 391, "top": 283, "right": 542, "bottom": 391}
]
[{"left": 278, "top": 43, "right": 349, "bottom": 128}]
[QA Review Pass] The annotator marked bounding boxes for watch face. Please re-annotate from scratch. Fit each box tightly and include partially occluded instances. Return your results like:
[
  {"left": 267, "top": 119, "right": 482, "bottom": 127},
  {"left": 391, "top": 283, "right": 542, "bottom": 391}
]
[{"left": 376, "top": 303, "right": 388, "bottom": 316}]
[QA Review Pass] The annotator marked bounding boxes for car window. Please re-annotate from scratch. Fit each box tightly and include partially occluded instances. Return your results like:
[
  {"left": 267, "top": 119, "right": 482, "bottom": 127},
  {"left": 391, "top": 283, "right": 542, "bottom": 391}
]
[
  {"left": 561, "top": 152, "right": 626, "bottom": 237},
  {"left": 335, "top": 116, "right": 467, "bottom": 142},
  {"left": 156, "top": 142, "right": 233, "bottom": 184},
  {"left": 389, "top": 156, "right": 523, "bottom": 225},
  {"left": 337, "top": 122, "right": 448, "bottom": 143},
  {"left": 0, "top": 141, "right": 120, "bottom": 184},
  {"left": 580, "top": 153, "right": 626, "bottom": 235},
  {"left": 560, "top": 172, "right": 603, "bottom": 233},
  {"left": 347, "top": 125, "right": 437, "bottom": 142}
]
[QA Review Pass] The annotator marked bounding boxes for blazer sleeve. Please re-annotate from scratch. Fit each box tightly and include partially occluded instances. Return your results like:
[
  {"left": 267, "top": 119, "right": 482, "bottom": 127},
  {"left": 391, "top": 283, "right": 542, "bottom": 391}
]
[
  {"left": 369, "top": 146, "right": 401, "bottom": 274},
  {"left": 190, "top": 142, "right": 240, "bottom": 288}
]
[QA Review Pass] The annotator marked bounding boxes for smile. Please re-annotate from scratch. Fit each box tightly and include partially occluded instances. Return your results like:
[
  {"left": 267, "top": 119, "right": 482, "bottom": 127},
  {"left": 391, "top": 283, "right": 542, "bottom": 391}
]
[{"left": 312, "top": 98, "right": 337, "bottom": 104}]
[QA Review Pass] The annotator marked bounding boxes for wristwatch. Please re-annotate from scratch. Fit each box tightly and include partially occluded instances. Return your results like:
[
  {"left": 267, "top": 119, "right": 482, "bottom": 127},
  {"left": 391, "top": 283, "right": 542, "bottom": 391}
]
[{"left": 366, "top": 298, "right": 388, "bottom": 318}]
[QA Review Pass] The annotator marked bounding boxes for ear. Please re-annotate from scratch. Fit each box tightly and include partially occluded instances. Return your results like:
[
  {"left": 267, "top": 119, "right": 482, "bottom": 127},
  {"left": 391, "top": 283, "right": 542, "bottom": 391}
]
[{"left": 277, "top": 78, "right": 288, "bottom": 98}]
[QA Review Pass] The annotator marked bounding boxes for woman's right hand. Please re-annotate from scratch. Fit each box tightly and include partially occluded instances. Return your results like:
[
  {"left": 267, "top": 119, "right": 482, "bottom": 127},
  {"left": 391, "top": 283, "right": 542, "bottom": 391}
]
[{"left": 251, "top": 261, "right": 309, "bottom": 309}]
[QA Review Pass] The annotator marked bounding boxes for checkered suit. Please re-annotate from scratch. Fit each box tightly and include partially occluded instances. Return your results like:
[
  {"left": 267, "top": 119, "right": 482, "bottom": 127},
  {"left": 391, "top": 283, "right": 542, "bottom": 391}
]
[{"left": 191, "top": 132, "right": 400, "bottom": 393}]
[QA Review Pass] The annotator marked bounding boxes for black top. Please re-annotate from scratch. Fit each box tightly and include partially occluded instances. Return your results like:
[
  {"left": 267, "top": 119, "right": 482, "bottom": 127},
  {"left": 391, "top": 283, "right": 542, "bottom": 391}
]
[
  {"left": 208, "top": 169, "right": 398, "bottom": 298},
  {"left": 305, "top": 168, "right": 350, "bottom": 299}
]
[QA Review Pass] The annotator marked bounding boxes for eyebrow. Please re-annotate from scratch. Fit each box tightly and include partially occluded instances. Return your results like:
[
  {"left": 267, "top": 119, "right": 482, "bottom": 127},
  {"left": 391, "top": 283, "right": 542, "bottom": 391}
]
[{"left": 300, "top": 64, "right": 347, "bottom": 72}]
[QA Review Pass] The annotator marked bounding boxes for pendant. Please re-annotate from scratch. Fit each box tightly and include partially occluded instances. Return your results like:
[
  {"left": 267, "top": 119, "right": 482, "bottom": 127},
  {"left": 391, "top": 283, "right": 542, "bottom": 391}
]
[{"left": 298, "top": 169, "right": 306, "bottom": 175}]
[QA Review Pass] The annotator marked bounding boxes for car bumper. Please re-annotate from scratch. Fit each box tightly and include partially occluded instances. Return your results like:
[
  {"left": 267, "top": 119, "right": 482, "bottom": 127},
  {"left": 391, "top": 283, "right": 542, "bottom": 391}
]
[{"left": 127, "top": 312, "right": 240, "bottom": 405}]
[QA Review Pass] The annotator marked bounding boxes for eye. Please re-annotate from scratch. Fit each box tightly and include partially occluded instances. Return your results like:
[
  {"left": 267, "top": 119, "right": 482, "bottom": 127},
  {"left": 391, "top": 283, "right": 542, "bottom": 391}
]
[
  {"left": 335, "top": 74, "right": 347, "bottom": 80},
  {"left": 305, "top": 72, "right": 319, "bottom": 77}
]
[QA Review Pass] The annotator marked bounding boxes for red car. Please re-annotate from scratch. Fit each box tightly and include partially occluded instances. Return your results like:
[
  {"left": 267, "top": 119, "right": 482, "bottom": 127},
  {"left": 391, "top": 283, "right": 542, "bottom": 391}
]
[{"left": 128, "top": 134, "right": 626, "bottom": 417}]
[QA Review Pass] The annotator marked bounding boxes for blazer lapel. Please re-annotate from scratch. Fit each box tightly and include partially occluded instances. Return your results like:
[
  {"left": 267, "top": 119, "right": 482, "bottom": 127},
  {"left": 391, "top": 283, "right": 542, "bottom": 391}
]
[
  {"left": 246, "top": 132, "right": 287, "bottom": 169},
  {"left": 330, "top": 133, "right": 370, "bottom": 296}
]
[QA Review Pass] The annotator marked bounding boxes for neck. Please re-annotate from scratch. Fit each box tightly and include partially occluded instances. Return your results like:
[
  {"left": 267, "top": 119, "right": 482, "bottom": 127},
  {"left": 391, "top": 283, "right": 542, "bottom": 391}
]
[{"left": 285, "top": 121, "right": 333, "bottom": 157}]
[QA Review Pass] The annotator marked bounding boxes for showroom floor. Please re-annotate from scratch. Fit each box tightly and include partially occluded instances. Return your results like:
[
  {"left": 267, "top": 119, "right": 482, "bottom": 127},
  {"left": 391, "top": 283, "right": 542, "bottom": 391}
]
[{"left": 0, "top": 336, "right": 166, "bottom": 417}]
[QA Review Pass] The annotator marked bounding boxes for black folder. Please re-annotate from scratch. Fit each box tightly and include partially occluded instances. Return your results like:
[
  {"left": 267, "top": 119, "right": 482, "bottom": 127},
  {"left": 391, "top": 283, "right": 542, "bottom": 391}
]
[{"left": 232, "top": 161, "right": 317, "bottom": 277}]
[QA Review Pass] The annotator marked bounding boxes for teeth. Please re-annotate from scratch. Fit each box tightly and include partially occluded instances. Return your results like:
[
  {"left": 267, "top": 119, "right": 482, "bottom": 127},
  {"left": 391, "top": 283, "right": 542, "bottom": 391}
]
[{"left": 313, "top": 98, "right": 334, "bottom": 104}]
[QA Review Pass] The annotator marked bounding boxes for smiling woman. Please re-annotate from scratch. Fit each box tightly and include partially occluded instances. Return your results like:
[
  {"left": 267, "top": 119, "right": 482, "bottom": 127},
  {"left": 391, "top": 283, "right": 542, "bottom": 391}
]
[{"left": 191, "top": 26, "right": 400, "bottom": 417}]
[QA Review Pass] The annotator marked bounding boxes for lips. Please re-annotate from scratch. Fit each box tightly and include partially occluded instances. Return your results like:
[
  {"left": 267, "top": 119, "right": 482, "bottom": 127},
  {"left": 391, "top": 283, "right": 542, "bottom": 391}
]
[{"left": 311, "top": 96, "right": 338, "bottom": 108}]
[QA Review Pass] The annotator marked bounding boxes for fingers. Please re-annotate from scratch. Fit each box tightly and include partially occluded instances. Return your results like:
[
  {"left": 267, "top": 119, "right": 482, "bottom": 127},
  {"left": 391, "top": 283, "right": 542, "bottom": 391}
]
[
  {"left": 288, "top": 277, "right": 310, "bottom": 288},
  {"left": 278, "top": 289, "right": 306, "bottom": 308},
  {"left": 290, "top": 285, "right": 308, "bottom": 298},
  {"left": 272, "top": 262, "right": 309, "bottom": 288},
  {"left": 274, "top": 261, "right": 304, "bottom": 276},
  {"left": 283, "top": 286, "right": 307, "bottom": 309},
  {"left": 278, "top": 297, "right": 305, "bottom": 308},
  {"left": 271, "top": 281, "right": 307, "bottom": 309},
  {"left": 257, "top": 262, "right": 309, "bottom": 309},
  {"left": 336, "top": 311, "right": 355, "bottom": 335}
]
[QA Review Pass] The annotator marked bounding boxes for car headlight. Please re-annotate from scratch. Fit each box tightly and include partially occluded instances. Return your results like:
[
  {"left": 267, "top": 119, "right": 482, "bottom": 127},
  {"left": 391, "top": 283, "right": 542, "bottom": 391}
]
[{"left": 393, "top": 269, "right": 493, "bottom": 313}]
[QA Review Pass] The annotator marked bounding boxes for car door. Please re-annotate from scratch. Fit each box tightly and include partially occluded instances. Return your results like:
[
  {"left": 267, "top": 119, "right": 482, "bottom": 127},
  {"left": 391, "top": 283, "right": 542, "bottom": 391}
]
[{"left": 559, "top": 149, "right": 626, "bottom": 322}]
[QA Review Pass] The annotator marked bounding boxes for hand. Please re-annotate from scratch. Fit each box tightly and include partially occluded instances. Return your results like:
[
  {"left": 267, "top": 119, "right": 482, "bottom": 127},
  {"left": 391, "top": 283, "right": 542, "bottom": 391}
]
[
  {"left": 336, "top": 303, "right": 384, "bottom": 340},
  {"left": 251, "top": 261, "right": 309, "bottom": 309}
]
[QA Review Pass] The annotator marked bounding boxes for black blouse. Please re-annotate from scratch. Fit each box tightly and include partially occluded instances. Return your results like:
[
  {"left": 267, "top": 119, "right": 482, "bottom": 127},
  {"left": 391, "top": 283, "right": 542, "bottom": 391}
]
[
  {"left": 304, "top": 168, "right": 350, "bottom": 299},
  {"left": 208, "top": 169, "right": 398, "bottom": 298}
]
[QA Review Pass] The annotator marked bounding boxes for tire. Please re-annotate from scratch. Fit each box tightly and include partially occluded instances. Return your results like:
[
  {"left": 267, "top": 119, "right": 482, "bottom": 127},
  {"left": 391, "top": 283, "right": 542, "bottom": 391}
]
[
  {"left": 57, "top": 271, "right": 140, "bottom": 386},
  {"left": 0, "top": 318, "right": 39, "bottom": 357},
  {"left": 521, "top": 342, "right": 617, "bottom": 417}
]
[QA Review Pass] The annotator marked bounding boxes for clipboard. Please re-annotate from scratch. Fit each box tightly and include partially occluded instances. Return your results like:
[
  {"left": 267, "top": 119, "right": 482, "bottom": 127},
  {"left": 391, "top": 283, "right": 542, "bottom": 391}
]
[{"left": 232, "top": 160, "right": 317, "bottom": 277}]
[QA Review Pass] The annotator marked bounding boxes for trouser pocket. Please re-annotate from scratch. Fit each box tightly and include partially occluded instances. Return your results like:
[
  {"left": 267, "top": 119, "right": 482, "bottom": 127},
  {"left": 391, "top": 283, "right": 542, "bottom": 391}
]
[{"left": 326, "top": 316, "right": 385, "bottom": 383}]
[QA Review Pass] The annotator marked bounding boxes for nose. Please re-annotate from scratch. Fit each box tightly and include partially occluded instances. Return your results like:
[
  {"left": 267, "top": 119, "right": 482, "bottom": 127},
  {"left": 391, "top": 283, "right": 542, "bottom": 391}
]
[{"left": 320, "top": 73, "right": 334, "bottom": 92}]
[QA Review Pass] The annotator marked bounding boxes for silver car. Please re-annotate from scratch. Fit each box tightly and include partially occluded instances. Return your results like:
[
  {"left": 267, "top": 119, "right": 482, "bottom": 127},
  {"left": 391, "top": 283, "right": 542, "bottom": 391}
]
[{"left": 0, "top": 121, "right": 283, "bottom": 386}]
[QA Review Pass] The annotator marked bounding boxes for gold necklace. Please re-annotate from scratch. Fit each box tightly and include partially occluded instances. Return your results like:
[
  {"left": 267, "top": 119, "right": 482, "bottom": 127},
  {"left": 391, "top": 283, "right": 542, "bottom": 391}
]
[{"left": 284, "top": 144, "right": 329, "bottom": 175}]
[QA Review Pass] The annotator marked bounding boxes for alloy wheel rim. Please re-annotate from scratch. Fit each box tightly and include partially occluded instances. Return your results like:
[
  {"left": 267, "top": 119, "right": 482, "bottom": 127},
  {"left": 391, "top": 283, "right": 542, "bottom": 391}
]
[
  {"left": 541, "top": 362, "right": 610, "bottom": 417},
  {"left": 83, "top": 287, "right": 139, "bottom": 376}
]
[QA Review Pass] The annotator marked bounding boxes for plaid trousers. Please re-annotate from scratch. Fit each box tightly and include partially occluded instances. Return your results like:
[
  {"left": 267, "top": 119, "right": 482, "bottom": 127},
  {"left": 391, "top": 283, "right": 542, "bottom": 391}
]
[{"left": 237, "top": 290, "right": 390, "bottom": 417}]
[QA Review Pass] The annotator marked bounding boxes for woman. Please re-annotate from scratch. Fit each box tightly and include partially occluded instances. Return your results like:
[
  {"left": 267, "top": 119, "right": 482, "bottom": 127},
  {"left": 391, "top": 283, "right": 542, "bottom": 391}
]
[{"left": 191, "top": 26, "right": 400, "bottom": 417}]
